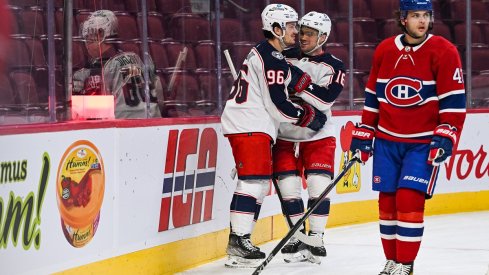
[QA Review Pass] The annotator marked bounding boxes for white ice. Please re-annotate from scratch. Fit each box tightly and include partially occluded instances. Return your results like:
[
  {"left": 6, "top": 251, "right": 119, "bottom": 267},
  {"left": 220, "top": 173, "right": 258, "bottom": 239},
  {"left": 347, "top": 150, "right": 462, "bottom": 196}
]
[{"left": 178, "top": 211, "right": 489, "bottom": 275}]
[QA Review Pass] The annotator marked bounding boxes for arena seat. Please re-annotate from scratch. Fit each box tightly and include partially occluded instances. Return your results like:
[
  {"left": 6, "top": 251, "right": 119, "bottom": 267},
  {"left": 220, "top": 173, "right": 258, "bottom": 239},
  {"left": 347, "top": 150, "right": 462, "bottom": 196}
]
[
  {"left": 453, "top": 22, "right": 485, "bottom": 46},
  {"left": 230, "top": 41, "right": 254, "bottom": 71},
  {"left": 353, "top": 43, "right": 375, "bottom": 74},
  {"left": 9, "top": 70, "right": 39, "bottom": 106},
  {"left": 168, "top": 13, "right": 211, "bottom": 43},
  {"left": 449, "top": 0, "right": 489, "bottom": 22},
  {"left": 369, "top": 0, "right": 399, "bottom": 21},
  {"left": 193, "top": 41, "right": 216, "bottom": 71},
  {"left": 338, "top": 0, "right": 371, "bottom": 18},
  {"left": 326, "top": 43, "right": 349, "bottom": 69},
  {"left": 125, "top": 0, "right": 158, "bottom": 13},
  {"left": 155, "top": 0, "right": 192, "bottom": 15},
  {"left": 114, "top": 12, "right": 139, "bottom": 40},
  {"left": 213, "top": 18, "right": 249, "bottom": 44},
  {"left": 18, "top": 7, "right": 45, "bottom": 37},
  {"left": 471, "top": 44, "right": 489, "bottom": 73},
  {"left": 0, "top": 74, "right": 15, "bottom": 107},
  {"left": 137, "top": 12, "right": 166, "bottom": 40},
  {"left": 162, "top": 41, "right": 197, "bottom": 71},
  {"left": 148, "top": 41, "right": 169, "bottom": 71}
]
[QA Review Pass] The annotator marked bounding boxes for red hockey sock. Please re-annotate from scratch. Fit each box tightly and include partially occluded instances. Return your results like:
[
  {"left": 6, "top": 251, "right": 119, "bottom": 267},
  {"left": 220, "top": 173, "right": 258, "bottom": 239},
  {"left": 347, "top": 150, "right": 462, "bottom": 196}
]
[
  {"left": 379, "top": 191, "right": 397, "bottom": 261},
  {"left": 396, "top": 188, "right": 425, "bottom": 264}
]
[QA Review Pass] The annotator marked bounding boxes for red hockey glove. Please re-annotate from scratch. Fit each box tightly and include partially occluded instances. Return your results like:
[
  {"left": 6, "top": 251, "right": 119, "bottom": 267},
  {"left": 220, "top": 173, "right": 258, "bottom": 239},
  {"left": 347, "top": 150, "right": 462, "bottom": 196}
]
[
  {"left": 428, "top": 124, "right": 457, "bottom": 166},
  {"left": 295, "top": 103, "right": 326, "bottom": 131},
  {"left": 349, "top": 123, "right": 375, "bottom": 164},
  {"left": 288, "top": 65, "right": 312, "bottom": 94}
]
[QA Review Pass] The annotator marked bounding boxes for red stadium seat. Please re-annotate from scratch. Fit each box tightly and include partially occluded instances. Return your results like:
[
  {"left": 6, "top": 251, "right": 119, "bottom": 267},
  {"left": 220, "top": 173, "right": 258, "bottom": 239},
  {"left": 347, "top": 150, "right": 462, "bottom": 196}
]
[
  {"left": 155, "top": 0, "right": 192, "bottom": 15},
  {"left": 114, "top": 12, "right": 139, "bottom": 40},
  {"left": 246, "top": 18, "right": 263, "bottom": 43},
  {"left": 431, "top": 21, "right": 453, "bottom": 41},
  {"left": 193, "top": 41, "right": 216, "bottom": 70},
  {"left": 213, "top": 18, "right": 249, "bottom": 44},
  {"left": 8, "top": 36, "right": 46, "bottom": 69},
  {"left": 138, "top": 12, "right": 167, "bottom": 40},
  {"left": 9, "top": 70, "right": 39, "bottom": 105},
  {"left": 326, "top": 43, "right": 349, "bottom": 69},
  {"left": 353, "top": 43, "right": 375, "bottom": 73},
  {"left": 18, "top": 7, "right": 45, "bottom": 37},
  {"left": 369, "top": 0, "right": 399, "bottom": 21},
  {"left": 168, "top": 13, "right": 211, "bottom": 43},
  {"left": 126, "top": 0, "right": 158, "bottom": 13},
  {"left": 162, "top": 41, "right": 197, "bottom": 71},
  {"left": 161, "top": 71, "right": 200, "bottom": 117},
  {"left": 335, "top": 20, "right": 364, "bottom": 45},
  {"left": 453, "top": 22, "right": 485, "bottom": 46},
  {"left": 450, "top": 0, "right": 489, "bottom": 22},
  {"left": 471, "top": 44, "right": 489, "bottom": 73},
  {"left": 148, "top": 41, "right": 169, "bottom": 70},
  {"left": 338, "top": 0, "right": 371, "bottom": 18},
  {"left": 0, "top": 74, "right": 15, "bottom": 106},
  {"left": 230, "top": 41, "right": 254, "bottom": 70}
]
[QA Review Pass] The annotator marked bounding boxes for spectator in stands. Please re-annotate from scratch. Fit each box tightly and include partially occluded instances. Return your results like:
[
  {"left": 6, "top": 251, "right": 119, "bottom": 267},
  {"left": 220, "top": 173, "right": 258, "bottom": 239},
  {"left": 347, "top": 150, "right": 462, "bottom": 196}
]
[{"left": 73, "top": 10, "right": 162, "bottom": 118}]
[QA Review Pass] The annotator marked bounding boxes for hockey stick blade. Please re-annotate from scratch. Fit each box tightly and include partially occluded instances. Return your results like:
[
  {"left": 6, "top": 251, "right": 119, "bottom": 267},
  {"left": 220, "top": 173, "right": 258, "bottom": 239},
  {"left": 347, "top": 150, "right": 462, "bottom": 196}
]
[{"left": 252, "top": 157, "right": 359, "bottom": 275}]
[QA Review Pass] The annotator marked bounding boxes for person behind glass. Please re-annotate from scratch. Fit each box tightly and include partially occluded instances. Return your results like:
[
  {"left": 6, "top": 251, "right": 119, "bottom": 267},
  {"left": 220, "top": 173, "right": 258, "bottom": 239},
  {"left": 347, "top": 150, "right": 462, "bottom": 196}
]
[
  {"left": 73, "top": 10, "right": 162, "bottom": 119},
  {"left": 220, "top": 3, "right": 326, "bottom": 268},
  {"left": 274, "top": 11, "right": 346, "bottom": 264},
  {"left": 349, "top": 1, "right": 466, "bottom": 274}
]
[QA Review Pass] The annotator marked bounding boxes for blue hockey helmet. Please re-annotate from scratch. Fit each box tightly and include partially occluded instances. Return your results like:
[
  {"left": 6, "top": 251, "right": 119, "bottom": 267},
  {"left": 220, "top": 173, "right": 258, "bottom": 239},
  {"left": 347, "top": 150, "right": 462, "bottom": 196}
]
[
  {"left": 400, "top": 0, "right": 432, "bottom": 11},
  {"left": 399, "top": 0, "right": 433, "bottom": 21}
]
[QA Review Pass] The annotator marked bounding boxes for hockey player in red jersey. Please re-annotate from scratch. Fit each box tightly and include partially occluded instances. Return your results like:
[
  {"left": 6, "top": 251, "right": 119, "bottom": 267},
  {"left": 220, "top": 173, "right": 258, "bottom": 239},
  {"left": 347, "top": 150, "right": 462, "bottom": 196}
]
[
  {"left": 274, "top": 11, "right": 345, "bottom": 264},
  {"left": 349, "top": 1, "right": 466, "bottom": 274},
  {"left": 221, "top": 3, "right": 327, "bottom": 268}
]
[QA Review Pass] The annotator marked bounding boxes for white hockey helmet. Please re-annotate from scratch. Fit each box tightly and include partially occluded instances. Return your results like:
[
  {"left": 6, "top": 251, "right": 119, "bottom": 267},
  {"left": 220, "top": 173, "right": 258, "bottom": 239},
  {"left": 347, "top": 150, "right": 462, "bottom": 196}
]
[
  {"left": 299, "top": 11, "right": 332, "bottom": 38},
  {"left": 261, "top": 4, "right": 298, "bottom": 32},
  {"left": 81, "top": 10, "right": 118, "bottom": 41},
  {"left": 299, "top": 11, "right": 332, "bottom": 54}
]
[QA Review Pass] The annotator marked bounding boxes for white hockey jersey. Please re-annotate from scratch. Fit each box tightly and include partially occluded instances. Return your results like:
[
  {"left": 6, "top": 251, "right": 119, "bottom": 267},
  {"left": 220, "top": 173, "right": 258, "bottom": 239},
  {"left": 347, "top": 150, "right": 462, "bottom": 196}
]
[
  {"left": 221, "top": 41, "right": 306, "bottom": 142},
  {"left": 73, "top": 49, "right": 162, "bottom": 119},
  {"left": 278, "top": 48, "right": 346, "bottom": 142}
]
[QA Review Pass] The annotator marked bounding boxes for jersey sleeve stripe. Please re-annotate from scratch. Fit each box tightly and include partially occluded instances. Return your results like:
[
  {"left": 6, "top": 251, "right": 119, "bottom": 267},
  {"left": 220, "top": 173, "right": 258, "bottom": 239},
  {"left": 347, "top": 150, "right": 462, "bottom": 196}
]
[
  {"left": 438, "top": 89, "right": 466, "bottom": 99},
  {"left": 378, "top": 125, "right": 433, "bottom": 138}
]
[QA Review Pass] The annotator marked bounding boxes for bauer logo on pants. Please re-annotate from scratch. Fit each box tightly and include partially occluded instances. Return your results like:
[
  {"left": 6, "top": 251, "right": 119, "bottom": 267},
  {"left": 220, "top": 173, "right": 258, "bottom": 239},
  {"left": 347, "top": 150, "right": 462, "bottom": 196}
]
[{"left": 158, "top": 128, "right": 218, "bottom": 232}]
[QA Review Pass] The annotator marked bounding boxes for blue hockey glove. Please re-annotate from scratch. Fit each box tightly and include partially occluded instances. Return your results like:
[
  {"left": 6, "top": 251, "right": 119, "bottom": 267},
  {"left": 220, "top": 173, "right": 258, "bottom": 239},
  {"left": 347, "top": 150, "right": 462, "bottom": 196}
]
[
  {"left": 288, "top": 65, "right": 312, "bottom": 94},
  {"left": 349, "top": 123, "right": 375, "bottom": 164},
  {"left": 295, "top": 103, "right": 326, "bottom": 131},
  {"left": 428, "top": 124, "right": 458, "bottom": 166}
]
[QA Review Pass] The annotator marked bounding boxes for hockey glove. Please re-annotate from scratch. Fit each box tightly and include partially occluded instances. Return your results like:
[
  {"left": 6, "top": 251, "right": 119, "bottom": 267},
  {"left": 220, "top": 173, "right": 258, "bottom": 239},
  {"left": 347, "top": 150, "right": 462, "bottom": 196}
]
[
  {"left": 288, "top": 65, "right": 312, "bottom": 94},
  {"left": 428, "top": 124, "right": 458, "bottom": 166},
  {"left": 350, "top": 123, "right": 375, "bottom": 164},
  {"left": 295, "top": 103, "right": 326, "bottom": 131}
]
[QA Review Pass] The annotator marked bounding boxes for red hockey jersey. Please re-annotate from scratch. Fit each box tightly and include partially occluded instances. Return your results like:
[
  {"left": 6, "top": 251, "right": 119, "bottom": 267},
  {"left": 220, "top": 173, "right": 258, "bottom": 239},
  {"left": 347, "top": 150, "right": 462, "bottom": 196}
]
[{"left": 362, "top": 34, "right": 466, "bottom": 143}]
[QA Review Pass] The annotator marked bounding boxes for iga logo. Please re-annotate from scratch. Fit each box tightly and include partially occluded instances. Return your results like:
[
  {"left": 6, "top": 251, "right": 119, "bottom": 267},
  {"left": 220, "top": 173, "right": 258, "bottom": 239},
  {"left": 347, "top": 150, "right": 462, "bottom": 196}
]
[{"left": 158, "top": 128, "right": 218, "bottom": 232}]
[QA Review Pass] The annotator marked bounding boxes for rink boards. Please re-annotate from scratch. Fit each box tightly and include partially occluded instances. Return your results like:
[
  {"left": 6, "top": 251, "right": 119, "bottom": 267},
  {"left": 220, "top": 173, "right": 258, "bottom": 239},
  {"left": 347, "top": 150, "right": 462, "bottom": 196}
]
[{"left": 0, "top": 113, "right": 488, "bottom": 275}]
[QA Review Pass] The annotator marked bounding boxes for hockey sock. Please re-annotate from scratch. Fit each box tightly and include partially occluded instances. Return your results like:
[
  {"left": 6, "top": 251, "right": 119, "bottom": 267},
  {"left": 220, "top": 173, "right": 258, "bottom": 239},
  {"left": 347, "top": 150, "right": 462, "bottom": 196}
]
[
  {"left": 396, "top": 188, "right": 425, "bottom": 264},
  {"left": 283, "top": 198, "right": 305, "bottom": 227},
  {"left": 379, "top": 191, "right": 397, "bottom": 261},
  {"left": 230, "top": 180, "right": 268, "bottom": 235},
  {"left": 307, "top": 174, "right": 331, "bottom": 233},
  {"left": 307, "top": 197, "right": 330, "bottom": 233}
]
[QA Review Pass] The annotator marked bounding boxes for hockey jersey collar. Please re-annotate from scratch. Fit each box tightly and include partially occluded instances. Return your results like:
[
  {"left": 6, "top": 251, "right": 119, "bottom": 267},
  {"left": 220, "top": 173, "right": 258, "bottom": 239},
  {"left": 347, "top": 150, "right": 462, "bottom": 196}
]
[{"left": 394, "top": 33, "right": 433, "bottom": 52}]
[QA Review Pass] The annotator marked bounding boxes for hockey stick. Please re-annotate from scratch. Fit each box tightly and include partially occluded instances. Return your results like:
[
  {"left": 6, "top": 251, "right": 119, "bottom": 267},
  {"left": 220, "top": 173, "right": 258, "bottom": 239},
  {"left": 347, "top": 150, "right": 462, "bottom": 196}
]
[
  {"left": 167, "top": 46, "right": 188, "bottom": 92},
  {"left": 225, "top": 0, "right": 251, "bottom": 13},
  {"left": 223, "top": 49, "right": 238, "bottom": 80},
  {"left": 252, "top": 156, "right": 360, "bottom": 275},
  {"left": 271, "top": 177, "right": 323, "bottom": 247}
]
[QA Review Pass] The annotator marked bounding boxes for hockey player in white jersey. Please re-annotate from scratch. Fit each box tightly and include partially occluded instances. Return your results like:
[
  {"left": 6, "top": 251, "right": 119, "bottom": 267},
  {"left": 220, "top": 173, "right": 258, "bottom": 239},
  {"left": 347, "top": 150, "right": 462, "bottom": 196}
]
[
  {"left": 274, "top": 11, "right": 346, "bottom": 264},
  {"left": 73, "top": 10, "right": 162, "bottom": 119},
  {"left": 221, "top": 4, "right": 327, "bottom": 268}
]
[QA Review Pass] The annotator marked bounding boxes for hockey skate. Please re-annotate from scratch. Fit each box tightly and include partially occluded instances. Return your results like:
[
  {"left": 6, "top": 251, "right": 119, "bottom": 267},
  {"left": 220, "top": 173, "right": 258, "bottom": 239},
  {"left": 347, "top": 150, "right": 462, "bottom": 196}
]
[
  {"left": 378, "top": 260, "right": 396, "bottom": 275},
  {"left": 225, "top": 233, "right": 265, "bottom": 268},
  {"left": 281, "top": 236, "right": 309, "bottom": 263},
  {"left": 390, "top": 262, "right": 413, "bottom": 275},
  {"left": 303, "top": 232, "right": 326, "bottom": 264}
]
